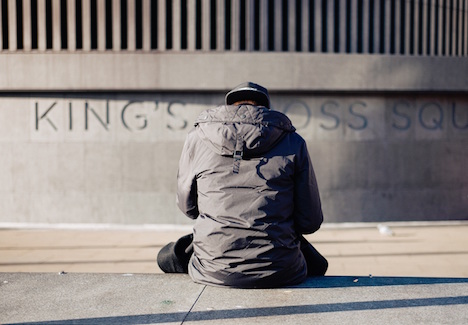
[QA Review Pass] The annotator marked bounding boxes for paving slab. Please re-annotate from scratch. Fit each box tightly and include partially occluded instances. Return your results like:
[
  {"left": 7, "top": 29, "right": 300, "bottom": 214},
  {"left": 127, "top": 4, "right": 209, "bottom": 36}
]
[
  {"left": 186, "top": 276, "right": 468, "bottom": 324},
  {"left": 1, "top": 273, "right": 467, "bottom": 325},
  {"left": 0, "top": 273, "right": 203, "bottom": 325}
]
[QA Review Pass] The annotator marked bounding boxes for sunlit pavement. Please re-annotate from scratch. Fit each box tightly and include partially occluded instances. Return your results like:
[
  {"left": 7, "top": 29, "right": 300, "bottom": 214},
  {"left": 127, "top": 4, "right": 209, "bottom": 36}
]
[
  {"left": 1, "top": 222, "right": 468, "bottom": 325},
  {"left": 1, "top": 222, "right": 467, "bottom": 277}
]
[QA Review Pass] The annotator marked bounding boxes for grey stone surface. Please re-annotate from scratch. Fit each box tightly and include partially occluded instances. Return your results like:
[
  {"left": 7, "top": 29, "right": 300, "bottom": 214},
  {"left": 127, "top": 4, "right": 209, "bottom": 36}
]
[
  {"left": 0, "top": 93, "right": 467, "bottom": 224},
  {"left": 0, "top": 273, "right": 204, "bottom": 325},
  {"left": 0, "top": 273, "right": 467, "bottom": 325},
  {"left": 187, "top": 276, "right": 468, "bottom": 325},
  {"left": 1, "top": 53, "right": 467, "bottom": 92},
  {"left": 0, "top": 0, "right": 467, "bottom": 227}
]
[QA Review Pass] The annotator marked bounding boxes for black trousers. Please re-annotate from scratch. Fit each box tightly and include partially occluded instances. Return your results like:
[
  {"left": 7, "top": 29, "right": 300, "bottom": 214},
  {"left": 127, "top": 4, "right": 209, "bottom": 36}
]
[{"left": 157, "top": 234, "right": 328, "bottom": 277}]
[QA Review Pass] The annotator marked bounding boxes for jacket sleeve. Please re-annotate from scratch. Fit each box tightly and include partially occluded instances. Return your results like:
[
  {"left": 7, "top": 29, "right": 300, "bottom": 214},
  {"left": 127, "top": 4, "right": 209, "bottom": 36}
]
[
  {"left": 293, "top": 137, "right": 323, "bottom": 234},
  {"left": 176, "top": 131, "right": 199, "bottom": 219}
]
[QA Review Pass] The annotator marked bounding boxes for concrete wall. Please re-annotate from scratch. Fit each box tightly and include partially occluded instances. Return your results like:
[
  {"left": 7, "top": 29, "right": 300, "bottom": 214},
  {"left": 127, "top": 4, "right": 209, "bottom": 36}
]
[
  {"left": 1, "top": 92, "right": 467, "bottom": 224},
  {"left": 1, "top": 53, "right": 467, "bottom": 92},
  {"left": 1, "top": 0, "right": 467, "bottom": 224}
]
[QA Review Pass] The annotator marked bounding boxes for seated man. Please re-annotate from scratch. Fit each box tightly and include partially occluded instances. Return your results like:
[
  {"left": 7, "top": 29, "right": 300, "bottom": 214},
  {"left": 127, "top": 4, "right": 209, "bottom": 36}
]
[{"left": 158, "top": 82, "right": 328, "bottom": 288}]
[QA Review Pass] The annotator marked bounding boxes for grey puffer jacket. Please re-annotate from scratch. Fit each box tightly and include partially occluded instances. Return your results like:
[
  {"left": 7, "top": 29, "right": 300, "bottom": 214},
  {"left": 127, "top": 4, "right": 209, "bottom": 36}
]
[{"left": 177, "top": 104, "right": 323, "bottom": 288}]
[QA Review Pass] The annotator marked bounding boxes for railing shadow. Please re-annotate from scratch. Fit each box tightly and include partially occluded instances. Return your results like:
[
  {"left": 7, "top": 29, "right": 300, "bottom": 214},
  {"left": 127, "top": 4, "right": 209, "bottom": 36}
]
[
  {"left": 292, "top": 275, "right": 468, "bottom": 288},
  {"left": 8, "top": 276, "right": 468, "bottom": 325},
  {"left": 9, "top": 295, "right": 468, "bottom": 325}
]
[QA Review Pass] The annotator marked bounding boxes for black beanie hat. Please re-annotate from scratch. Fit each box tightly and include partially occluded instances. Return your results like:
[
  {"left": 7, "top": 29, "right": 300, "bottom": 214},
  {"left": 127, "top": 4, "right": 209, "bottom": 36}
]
[{"left": 225, "top": 82, "right": 270, "bottom": 108}]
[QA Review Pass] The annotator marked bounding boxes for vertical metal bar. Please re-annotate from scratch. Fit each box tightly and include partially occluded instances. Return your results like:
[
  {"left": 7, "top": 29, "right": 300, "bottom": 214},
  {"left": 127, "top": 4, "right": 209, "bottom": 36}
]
[
  {"left": 202, "top": 0, "right": 210, "bottom": 50},
  {"left": 414, "top": 0, "right": 421, "bottom": 54},
  {"left": 274, "top": 0, "right": 281, "bottom": 51},
  {"left": 429, "top": 0, "right": 436, "bottom": 55},
  {"left": 173, "top": 0, "right": 181, "bottom": 50},
  {"left": 451, "top": 0, "right": 456, "bottom": 55},
  {"left": 362, "top": 0, "right": 369, "bottom": 53},
  {"left": 112, "top": 0, "right": 120, "bottom": 50},
  {"left": 450, "top": 0, "right": 457, "bottom": 56},
  {"left": 421, "top": 0, "right": 428, "bottom": 55},
  {"left": 445, "top": 0, "right": 450, "bottom": 55},
  {"left": 142, "top": 0, "right": 150, "bottom": 51},
  {"left": 187, "top": 0, "right": 195, "bottom": 50},
  {"left": 52, "top": 0, "right": 61, "bottom": 50},
  {"left": 82, "top": 0, "right": 91, "bottom": 51},
  {"left": 435, "top": 1, "right": 439, "bottom": 55},
  {"left": 463, "top": 0, "right": 468, "bottom": 56},
  {"left": 404, "top": 0, "right": 411, "bottom": 54},
  {"left": 439, "top": 0, "right": 444, "bottom": 55},
  {"left": 250, "top": 0, "right": 257, "bottom": 51},
  {"left": 245, "top": 0, "right": 253, "bottom": 50},
  {"left": 428, "top": 0, "right": 437, "bottom": 56},
  {"left": 0, "top": 0, "right": 2, "bottom": 50},
  {"left": 157, "top": 0, "right": 165, "bottom": 50},
  {"left": 301, "top": 0, "right": 309, "bottom": 52},
  {"left": 127, "top": 0, "right": 135, "bottom": 50},
  {"left": 314, "top": 0, "right": 322, "bottom": 52},
  {"left": 8, "top": 0, "right": 17, "bottom": 51},
  {"left": 38, "top": 0, "right": 46, "bottom": 50},
  {"left": 339, "top": 0, "right": 346, "bottom": 53},
  {"left": 68, "top": 0, "right": 76, "bottom": 51},
  {"left": 327, "top": 0, "right": 333, "bottom": 52},
  {"left": 217, "top": 0, "right": 225, "bottom": 50},
  {"left": 23, "top": 0, "right": 32, "bottom": 51},
  {"left": 232, "top": 0, "right": 240, "bottom": 51},
  {"left": 97, "top": 0, "right": 105, "bottom": 51},
  {"left": 394, "top": 0, "right": 401, "bottom": 54},
  {"left": 351, "top": 0, "right": 358, "bottom": 53},
  {"left": 454, "top": 0, "right": 463, "bottom": 56},
  {"left": 451, "top": 0, "right": 455, "bottom": 55},
  {"left": 350, "top": 0, "right": 358, "bottom": 53},
  {"left": 260, "top": 0, "right": 268, "bottom": 51},
  {"left": 437, "top": 0, "right": 443, "bottom": 55},
  {"left": 288, "top": 0, "right": 295, "bottom": 51},
  {"left": 384, "top": 0, "right": 391, "bottom": 53},
  {"left": 373, "top": 0, "right": 380, "bottom": 53},
  {"left": 453, "top": 0, "right": 456, "bottom": 55},
  {"left": 457, "top": 0, "right": 462, "bottom": 55}
]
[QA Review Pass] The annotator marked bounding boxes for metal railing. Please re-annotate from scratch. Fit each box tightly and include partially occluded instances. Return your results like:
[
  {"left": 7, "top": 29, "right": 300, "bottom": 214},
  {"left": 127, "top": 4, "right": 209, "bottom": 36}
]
[{"left": 0, "top": 0, "right": 467, "bottom": 55}]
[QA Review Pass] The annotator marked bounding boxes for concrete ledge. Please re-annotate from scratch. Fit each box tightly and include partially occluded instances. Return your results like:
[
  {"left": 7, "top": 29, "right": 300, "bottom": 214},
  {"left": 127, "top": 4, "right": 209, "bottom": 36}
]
[
  {"left": 1, "top": 273, "right": 467, "bottom": 324},
  {"left": 1, "top": 53, "right": 467, "bottom": 92}
]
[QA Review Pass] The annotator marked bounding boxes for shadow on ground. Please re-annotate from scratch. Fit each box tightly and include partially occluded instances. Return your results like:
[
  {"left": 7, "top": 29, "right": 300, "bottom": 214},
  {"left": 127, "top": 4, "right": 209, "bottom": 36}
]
[
  {"left": 293, "top": 275, "right": 468, "bottom": 288},
  {"left": 8, "top": 276, "right": 468, "bottom": 325}
]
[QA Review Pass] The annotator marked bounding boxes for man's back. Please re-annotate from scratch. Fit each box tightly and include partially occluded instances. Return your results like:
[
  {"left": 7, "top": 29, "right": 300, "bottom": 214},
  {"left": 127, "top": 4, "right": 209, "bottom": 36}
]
[{"left": 177, "top": 104, "right": 323, "bottom": 288}]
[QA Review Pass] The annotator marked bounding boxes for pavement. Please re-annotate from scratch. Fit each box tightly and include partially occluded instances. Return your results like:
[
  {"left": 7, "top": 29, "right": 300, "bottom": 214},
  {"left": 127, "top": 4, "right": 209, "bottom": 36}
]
[{"left": 1, "top": 222, "right": 468, "bottom": 324}]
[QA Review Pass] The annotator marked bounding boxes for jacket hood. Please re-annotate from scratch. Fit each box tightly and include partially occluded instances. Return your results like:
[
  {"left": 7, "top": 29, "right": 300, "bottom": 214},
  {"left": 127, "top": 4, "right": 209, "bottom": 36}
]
[{"left": 194, "top": 105, "right": 295, "bottom": 158}]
